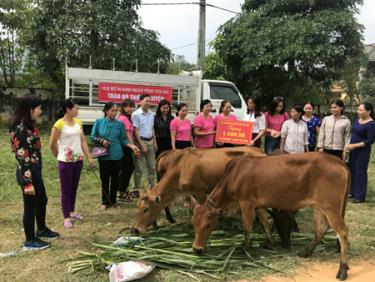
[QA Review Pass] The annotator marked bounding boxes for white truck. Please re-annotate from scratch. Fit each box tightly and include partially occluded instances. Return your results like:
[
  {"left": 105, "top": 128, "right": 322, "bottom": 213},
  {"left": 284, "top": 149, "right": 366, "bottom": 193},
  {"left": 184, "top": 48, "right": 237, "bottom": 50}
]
[{"left": 65, "top": 66, "right": 247, "bottom": 128}]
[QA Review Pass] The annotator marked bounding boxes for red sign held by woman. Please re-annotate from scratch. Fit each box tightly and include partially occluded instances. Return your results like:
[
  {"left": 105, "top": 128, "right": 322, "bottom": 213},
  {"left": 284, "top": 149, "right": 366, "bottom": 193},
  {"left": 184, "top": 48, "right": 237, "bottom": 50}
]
[
  {"left": 98, "top": 82, "right": 172, "bottom": 104},
  {"left": 215, "top": 120, "right": 253, "bottom": 145}
]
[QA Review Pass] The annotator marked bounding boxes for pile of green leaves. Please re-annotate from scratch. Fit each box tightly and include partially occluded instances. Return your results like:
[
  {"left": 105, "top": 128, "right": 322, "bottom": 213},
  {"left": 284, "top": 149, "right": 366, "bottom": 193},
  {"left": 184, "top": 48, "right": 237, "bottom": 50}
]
[{"left": 67, "top": 222, "right": 337, "bottom": 280}]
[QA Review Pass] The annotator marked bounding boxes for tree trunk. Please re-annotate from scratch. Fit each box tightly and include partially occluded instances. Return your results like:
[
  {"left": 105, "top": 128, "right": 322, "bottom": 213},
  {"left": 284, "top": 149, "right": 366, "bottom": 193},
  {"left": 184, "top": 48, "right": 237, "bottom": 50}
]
[
  {"left": 287, "top": 60, "right": 296, "bottom": 108},
  {"left": 0, "top": 42, "right": 9, "bottom": 86}
]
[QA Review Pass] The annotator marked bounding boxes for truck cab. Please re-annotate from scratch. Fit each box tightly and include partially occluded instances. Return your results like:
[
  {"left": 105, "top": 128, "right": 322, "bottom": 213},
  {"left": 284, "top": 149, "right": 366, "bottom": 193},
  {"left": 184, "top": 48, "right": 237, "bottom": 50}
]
[{"left": 201, "top": 80, "right": 246, "bottom": 120}]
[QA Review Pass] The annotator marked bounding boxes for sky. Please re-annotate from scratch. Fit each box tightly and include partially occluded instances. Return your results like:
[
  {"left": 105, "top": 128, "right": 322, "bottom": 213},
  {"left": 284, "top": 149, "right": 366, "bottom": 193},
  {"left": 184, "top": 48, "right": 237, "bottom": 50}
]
[{"left": 138, "top": 0, "right": 375, "bottom": 64}]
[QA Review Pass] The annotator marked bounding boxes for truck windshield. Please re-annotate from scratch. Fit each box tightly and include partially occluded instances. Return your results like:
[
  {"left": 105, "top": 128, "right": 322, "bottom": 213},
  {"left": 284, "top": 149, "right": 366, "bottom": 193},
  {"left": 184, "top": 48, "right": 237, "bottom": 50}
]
[{"left": 209, "top": 83, "right": 242, "bottom": 108}]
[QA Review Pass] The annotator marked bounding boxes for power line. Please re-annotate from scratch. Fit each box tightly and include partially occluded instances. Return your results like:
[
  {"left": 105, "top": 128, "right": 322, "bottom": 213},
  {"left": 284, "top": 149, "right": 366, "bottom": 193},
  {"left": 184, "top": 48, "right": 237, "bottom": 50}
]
[
  {"left": 171, "top": 37, "right": 214, "bottom": 50},
  {"left": 141, "top": 1, "right": 240, "bottom": 14}
]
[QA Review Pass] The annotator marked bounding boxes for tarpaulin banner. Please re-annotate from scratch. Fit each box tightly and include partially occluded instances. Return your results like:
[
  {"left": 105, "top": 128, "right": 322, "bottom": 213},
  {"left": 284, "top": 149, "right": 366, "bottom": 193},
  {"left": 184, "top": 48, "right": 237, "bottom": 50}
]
[
  {"left": 215, "top": 120, "right": 253, "bottom": 145},
  {"left": 98, "top": 82, "right": 173, "bottom": 104}
]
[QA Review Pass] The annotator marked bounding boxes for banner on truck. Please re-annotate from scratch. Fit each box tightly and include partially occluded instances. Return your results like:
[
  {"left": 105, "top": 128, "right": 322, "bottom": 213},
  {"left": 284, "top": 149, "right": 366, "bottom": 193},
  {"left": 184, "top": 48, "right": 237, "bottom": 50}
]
[
  {"left": 215, "top": 120, "right": 253, "bottom": 145},
  {"left": 98, "top": 82, "right": 172, "bottom": 104}
]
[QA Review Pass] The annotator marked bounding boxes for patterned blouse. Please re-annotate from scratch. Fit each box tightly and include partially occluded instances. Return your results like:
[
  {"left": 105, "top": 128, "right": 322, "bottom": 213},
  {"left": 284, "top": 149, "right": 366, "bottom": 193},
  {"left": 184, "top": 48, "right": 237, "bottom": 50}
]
[
  {"left": 302, "top": 115, "right": 321, "bottom": 148},
  {"left": 10, "top": 123, "right": 42, "bottom": 191}
]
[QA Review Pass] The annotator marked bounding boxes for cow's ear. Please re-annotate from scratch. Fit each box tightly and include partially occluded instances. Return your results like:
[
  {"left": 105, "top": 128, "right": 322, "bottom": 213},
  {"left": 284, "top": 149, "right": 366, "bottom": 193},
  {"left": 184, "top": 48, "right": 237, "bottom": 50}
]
[{"left": 155, "top": 196, "right": 161, "bottom": 204}]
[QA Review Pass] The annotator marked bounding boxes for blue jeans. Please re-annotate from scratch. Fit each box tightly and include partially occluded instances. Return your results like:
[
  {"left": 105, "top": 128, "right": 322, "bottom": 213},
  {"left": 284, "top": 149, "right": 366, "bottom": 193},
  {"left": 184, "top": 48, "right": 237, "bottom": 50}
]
[{"left": 265, "top": 136, "right": 281, "bottom": 155}]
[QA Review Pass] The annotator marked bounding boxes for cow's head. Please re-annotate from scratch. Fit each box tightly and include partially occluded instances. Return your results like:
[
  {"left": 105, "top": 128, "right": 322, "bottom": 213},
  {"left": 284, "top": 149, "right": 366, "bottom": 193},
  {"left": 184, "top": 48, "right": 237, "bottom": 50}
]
[
  {"left": 192, "top": 204, "right": 220, "bottom": 254},
  {"left": 133, "top": 191, "right": 163, "bottom": 234}
]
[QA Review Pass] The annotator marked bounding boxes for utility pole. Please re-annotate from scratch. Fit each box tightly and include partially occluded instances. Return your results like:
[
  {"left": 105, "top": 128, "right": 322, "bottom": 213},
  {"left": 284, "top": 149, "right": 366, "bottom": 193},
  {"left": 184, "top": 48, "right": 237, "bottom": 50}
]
[{"left": 197, "top": 0, "right": 206, "bottom": 69}]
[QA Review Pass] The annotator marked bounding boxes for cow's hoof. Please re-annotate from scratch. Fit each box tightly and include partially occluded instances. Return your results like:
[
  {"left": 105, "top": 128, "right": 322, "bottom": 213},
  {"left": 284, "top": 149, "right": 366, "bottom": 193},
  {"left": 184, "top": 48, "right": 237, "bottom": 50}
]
[
  {"left": 336, "top": 264, "right": 348, "bottom": 281},
  {"left": 193, "top": 248, "right": 203, "bottom": 255},
  {"left": 242, "top": 241, "right": 251, "bottom": 250},
  {"left": 281, "top": 243, "right": 291, "bottom": 250},
  {"left": 296, "top": 248, "right": 312, "bottom": 258},
  {"left": 260, "top": 242, "right": 274, "bottom": 250},
  {"left": 130, "top": 227, "right": 140, "bottom": 235}
]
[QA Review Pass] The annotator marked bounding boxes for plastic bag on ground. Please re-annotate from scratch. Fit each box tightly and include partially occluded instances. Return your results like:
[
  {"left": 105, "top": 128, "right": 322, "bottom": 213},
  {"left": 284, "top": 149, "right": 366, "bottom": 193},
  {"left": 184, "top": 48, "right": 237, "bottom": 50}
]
[
  {"left": 108, "top": 261, "right": 155, "bottom": 282},
  {"left": 113, "top": 236, "right": 143, "bottom": 247}
]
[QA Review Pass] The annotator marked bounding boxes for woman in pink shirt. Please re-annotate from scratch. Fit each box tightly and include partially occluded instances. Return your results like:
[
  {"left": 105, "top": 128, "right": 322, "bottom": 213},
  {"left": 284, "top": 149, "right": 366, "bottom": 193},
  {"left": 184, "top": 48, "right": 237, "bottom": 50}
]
[
  {"left": 170, "top": 103, "right": 194, "bottom": 149},
  {"left": 193, "top": 99, "right": 215, "bottom": 148},
  {"left": 214, "top": 100, "right": 237, "bottom": 147},
  {"left": 117, "top": 99, "right": 135, "bottom": 201},
  {"left": 265, "top": 97, "right": 289, "bottom": 155}
]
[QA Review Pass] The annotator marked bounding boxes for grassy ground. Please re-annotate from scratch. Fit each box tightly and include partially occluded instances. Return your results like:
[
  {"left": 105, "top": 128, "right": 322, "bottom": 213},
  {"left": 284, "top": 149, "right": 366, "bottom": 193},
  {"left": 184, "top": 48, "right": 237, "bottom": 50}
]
[{"left": 0, "top": 125, "right": 374, "bottom": 282}]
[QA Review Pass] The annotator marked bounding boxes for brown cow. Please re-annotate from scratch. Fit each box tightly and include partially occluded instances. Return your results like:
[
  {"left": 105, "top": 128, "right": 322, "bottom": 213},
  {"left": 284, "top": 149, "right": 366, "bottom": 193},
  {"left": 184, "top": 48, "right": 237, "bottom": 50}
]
[
  {"left": 133, "top": 146, "right": 273, "bottom": 240},
  {"left": 192, "top": 152, "right": 350, "bottom": 281}
]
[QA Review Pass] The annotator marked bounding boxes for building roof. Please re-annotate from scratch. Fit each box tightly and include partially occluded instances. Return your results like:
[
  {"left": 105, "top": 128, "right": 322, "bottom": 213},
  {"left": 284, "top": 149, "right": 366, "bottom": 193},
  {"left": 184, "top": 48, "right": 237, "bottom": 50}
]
[{"left": 365, "top": 44, "right": 375, "bottom": 62}]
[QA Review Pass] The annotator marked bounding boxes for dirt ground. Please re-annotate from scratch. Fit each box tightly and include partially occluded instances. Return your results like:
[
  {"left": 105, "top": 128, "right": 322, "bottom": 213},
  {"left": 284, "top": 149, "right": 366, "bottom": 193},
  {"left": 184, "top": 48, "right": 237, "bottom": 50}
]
[{"left": 259, "top": 259, "right": 375, "bottom": 282}]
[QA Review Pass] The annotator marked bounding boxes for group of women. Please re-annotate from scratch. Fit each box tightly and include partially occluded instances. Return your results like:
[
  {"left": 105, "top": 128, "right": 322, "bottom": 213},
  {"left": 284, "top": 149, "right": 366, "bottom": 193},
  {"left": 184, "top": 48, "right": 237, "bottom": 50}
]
[{"left": 9, "top": 95, "right": 375, "bottom": 251}]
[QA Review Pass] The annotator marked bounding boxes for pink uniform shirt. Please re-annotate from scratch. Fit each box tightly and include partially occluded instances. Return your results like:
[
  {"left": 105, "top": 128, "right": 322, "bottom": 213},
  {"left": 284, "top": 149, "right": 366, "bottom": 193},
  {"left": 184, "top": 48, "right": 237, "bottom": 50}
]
[
  {"left": 170, "top": 118, "right": 192, "bottom": 141},
  {"left": 265, "top": 112, "right": 289, "bottom": 134},
  {"left": 193, "top": 113, "right": 215, "bottom": 148},
  {"left": 214, "top": 113, "right": 237, "bottom": 127},
  {"left": 118, "top": 115, "right": 134, "bottom": 137}
]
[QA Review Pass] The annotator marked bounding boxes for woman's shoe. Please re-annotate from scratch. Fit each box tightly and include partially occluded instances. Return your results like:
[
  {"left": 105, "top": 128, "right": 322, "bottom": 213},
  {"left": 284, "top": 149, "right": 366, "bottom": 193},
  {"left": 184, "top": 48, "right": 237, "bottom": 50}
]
[
  {"left": 23, "top": 239, "right": 50, "bottom": 251},
  {"left": 70, "top": 213, "right": 83, "bottom": 220},
  {"left": 36, "top": 228, "right": 60, "bottom": 240},
  {"left": 351, "top": 198, "right": 364, "bottom": 204},
  {"left": 101, "top": 204, "right": 108, "bottom": 210},
  {"left": 64, "top": 219, "right": 73, "bottom": 228}
]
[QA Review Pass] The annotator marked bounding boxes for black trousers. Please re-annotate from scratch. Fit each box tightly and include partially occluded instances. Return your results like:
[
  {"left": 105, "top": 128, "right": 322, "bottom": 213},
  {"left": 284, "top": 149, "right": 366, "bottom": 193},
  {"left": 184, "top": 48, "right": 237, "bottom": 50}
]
[
  {"left": 156, "top": 137, "right": 172, "bottom": 158},
  {"left": 16, "top": 164, "right": 48, "bottom": 242},
  {"left": 175, "top": 140, "right": 192, "bottom": 149},
  {"left": 119, "top": 147, "right": 134, "bottom": 193},
  {"left": 216, "top": 143, "right": 234, "bottom": 148},
  {"left": 324, "top": 149, "right": 343, "bottom": 159},
  {"left": 98, "top": 159, "right": 121, "bottom": 205}
]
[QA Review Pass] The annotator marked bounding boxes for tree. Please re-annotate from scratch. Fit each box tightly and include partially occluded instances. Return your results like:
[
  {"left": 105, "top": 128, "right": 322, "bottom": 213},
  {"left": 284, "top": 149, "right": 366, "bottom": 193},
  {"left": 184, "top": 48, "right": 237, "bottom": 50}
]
[
  {"left": 213, "top": 0, "right": 364, "bottom": 105},
  {"left": 359, "top": 60, "right": 375, "bottom": 103},
  {"left": 166, "top": 55, "right": 196, "bottom": 74},
  {"left": 24, "top": 0, "right": 171, "bottom": 91},
  {"left": 339, "top": 56, "right": 366, "bottom": 111},
  {"left": 0, "top": 0, "right": 33, "bottom": 88}
]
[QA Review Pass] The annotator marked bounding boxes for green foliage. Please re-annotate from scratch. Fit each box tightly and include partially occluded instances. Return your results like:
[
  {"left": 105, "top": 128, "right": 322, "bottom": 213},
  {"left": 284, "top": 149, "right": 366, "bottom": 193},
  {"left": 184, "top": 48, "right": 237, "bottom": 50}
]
[
  {"left": 24, "top": 0, "right": 171, "bottom": 92},
  {"left": 339, "top": 55, "right": 366, "bottom": 110},
  {"left": 359, "top": 59, "right": 375, "bottom": 103},
  {"left": 166, "top": 55, "right": 196, "bottom": 75},
  {"left": 203, "top": 52, "right": 226, "bottom": 80},
  {"left": 212, "top": 0, "right": 364, "bottom": 104},
  {"left": 0, "top": 0, "right": 33, "bottom": 88}
]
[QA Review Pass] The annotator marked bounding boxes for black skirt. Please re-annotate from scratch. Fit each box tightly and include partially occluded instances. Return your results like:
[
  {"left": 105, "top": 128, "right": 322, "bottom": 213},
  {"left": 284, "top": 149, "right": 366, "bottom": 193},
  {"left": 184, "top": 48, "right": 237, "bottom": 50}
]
[{"left": 175, "top": 140, "right": 192, "bottom": 149}]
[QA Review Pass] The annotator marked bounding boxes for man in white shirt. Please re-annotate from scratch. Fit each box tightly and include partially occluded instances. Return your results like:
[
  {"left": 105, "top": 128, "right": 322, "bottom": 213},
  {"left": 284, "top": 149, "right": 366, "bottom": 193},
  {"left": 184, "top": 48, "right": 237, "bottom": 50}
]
[{"left": 132, "top": 94, "right": 158, "bottom": 192}]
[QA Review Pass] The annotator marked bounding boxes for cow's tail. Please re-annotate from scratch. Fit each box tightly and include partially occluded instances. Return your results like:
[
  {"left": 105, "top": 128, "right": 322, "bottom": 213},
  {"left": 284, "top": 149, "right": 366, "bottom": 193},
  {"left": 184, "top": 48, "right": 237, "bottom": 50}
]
[{"left": 341, "top": 164, "right": 351, "bottom": 220}]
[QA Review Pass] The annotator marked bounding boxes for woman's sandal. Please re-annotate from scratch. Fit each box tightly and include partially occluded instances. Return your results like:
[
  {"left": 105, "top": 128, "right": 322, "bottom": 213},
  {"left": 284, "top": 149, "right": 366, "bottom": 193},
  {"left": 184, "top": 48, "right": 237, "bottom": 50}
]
[
  {"left": 64, "top": 219, "right": 73, "bottom": 228},
  {"left": 70, "top": 213, "right": 83, "bottom": 220}
]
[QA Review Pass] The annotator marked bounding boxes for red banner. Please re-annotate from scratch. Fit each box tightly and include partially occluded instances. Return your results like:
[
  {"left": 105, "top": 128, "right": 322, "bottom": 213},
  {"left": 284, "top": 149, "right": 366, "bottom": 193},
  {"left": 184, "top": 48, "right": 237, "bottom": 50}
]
[
  {"left": 98, "top": 82, "right": 172, "bottom": 104},
  {"left": 215, "top": 120, "right": 253, "bottom": 145}
]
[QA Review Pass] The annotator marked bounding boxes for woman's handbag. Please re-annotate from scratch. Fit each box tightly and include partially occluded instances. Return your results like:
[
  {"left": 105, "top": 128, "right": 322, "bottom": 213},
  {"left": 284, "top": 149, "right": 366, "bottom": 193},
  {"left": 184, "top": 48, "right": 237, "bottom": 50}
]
[{"left": 91, "top": 146, "right": 108, "bottom": 158}]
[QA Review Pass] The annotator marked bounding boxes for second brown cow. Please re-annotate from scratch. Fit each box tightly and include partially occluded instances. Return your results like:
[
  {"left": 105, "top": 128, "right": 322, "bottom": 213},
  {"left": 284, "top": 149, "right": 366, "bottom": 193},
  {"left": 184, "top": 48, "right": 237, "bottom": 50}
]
[{"left": 192, "top": 152, "right": 350, "bottom": 280}]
